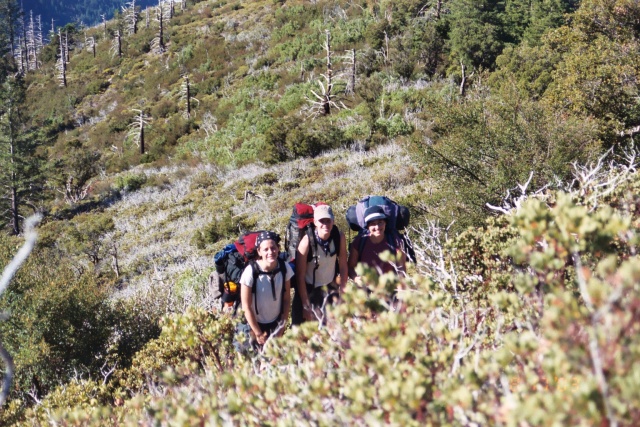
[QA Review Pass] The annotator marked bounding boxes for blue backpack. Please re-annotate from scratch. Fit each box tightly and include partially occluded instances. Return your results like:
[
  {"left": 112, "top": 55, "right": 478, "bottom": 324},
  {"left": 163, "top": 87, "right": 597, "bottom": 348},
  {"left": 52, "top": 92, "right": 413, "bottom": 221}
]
[
  {"left": 212, "top": 231, "right": 287, "bottom": 314},
  {"left": 346, "top": 195, "right": 416, "bottom": 264}
]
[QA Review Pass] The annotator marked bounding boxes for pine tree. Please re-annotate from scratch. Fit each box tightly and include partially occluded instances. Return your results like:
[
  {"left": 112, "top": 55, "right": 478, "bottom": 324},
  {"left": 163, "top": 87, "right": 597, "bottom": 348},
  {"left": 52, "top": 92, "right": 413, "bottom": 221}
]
[
  {"left": 0, "top": 74, "right": 43, "bottom": 235},
  {"left": 0, "top": 0, "right": 21, "bottom": 67}
]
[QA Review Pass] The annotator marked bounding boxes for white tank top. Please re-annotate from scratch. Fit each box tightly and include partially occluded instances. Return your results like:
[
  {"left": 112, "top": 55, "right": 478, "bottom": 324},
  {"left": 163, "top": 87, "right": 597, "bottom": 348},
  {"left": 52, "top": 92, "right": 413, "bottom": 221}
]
[{"left": 304, "top": 237, "right": 337, "bottom": 287}]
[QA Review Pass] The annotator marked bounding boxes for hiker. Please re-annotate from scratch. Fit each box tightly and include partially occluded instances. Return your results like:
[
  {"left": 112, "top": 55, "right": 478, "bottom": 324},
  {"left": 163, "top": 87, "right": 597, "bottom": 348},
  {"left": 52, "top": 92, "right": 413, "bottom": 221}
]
[
  {"left": 348, "top": 205, "right": 407, "bottom": 284},
  {"left": 240, "top": 231, "right": 293, "bottom": 345},
  {"left": 292, "top": 204, "right": 348, "bottom": 324}
]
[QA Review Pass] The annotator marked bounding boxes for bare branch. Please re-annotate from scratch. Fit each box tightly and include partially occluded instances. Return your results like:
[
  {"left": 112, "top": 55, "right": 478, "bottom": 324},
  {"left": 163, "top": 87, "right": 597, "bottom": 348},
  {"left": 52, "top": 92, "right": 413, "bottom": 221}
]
[
  {"left": 572, "top": 253, "right": 618, "bottom": 427},
  {"left": 0, "top": 214, "right": 42, "bottom": 406}
]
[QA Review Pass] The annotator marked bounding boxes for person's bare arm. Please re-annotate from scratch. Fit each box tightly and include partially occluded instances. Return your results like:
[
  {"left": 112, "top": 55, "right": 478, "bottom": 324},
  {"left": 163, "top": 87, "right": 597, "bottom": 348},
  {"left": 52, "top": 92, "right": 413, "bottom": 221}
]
[
  {"left": 337, "top": 232, "right": 348, "bottom": 293},
  {"left": 347, "top": 238, "right": 361, "bottom": 284},
  {"left": 277, "top": 276, "right": 292, "bottom": 336},
  {"left": 241, "top": 281, "right": 266, "bottom": 344},
  {"left": 296, "top": 235, "right": 315, "bottom": 320}
]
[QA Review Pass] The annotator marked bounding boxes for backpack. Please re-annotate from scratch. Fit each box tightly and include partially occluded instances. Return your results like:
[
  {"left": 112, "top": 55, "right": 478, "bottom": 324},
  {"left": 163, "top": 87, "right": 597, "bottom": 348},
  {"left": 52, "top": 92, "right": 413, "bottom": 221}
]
[
  {"left": 211, "top": 230, "right": 288, "bottom": 314},
  {"left": 346, "top": 195, "right": 416, "bottom": 264},
  {"left": 284, "top": 202, "right": 341, "bottom": 286}
]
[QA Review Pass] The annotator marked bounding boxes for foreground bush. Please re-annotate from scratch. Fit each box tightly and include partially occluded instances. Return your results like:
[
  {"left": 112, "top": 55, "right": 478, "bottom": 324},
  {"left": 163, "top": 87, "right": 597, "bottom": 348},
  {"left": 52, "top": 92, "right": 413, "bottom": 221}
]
[{"left": 8, "top": 166, "right": 640, "bottom": 426}]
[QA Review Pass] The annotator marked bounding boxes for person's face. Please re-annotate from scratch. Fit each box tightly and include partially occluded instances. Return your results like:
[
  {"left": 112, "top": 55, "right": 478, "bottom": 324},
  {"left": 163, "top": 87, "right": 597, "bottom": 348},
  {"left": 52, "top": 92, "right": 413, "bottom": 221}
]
[
  {"left": 367, "top": 219, "right": 386, "bottom": 237},
  {"left": 315, "top": 217, "right": 334, "bottom": 239},
  {"left": 258, "top": 239, "right": 279, "bottom": 263}
]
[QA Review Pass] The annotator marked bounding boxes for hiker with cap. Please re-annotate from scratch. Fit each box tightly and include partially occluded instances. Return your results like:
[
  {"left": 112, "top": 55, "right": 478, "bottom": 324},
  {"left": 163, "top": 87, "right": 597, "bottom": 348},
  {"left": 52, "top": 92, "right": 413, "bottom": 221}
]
[
  {"left": 348, "top": 205, "right": 407, "bottom": 284},
  {"left": 240, "top": 231, "right": 293, "bottom": 345},
  {"left": 292, "top": 204, "right": 348, "bottom": 324}
]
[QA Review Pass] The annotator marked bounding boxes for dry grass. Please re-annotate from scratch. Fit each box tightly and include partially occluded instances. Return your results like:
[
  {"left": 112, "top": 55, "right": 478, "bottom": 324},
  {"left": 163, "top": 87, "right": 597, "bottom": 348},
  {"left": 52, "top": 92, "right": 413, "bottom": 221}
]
[{"left": 106, "top": 142, "right": 423, "bottom": 312}]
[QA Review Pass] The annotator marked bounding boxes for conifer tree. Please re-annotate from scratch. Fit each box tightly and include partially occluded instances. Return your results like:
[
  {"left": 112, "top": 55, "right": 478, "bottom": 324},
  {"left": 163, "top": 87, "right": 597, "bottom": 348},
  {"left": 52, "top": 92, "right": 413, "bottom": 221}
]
[
  {"left": 0, "top": 0, "right": 21, "bottom": 63},
  {"left": 0, "top": 74, "right": 43, "bottom": 235}
]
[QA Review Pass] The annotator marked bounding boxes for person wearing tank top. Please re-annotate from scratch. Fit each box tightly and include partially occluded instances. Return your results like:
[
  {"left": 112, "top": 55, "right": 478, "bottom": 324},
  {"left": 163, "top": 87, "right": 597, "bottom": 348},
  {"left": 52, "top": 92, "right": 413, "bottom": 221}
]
[{"left": 292, "top": 204, "right": 348, "bottom": 324}]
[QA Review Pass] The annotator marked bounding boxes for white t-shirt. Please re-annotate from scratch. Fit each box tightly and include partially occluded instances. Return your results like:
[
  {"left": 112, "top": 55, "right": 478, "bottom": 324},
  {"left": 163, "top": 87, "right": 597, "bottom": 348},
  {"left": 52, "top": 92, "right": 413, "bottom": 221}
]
[
  {"left": 240, "top": 261, "right": 294, "bottom": 324},
  {"left": 304, "top": 239, "right": 337, "bottom": 287}
]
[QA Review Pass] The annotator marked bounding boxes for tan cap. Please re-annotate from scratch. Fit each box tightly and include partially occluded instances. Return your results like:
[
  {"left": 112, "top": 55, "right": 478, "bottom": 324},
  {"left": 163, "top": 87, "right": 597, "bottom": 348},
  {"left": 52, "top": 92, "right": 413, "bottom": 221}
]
[{"left": 314, "top": 204, "right": 334, "bottom": 221}]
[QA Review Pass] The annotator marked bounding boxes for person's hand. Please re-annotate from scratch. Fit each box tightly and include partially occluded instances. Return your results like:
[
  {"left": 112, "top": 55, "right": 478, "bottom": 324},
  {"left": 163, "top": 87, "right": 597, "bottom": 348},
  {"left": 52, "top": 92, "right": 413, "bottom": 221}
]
[
  {"left": 255, "top": 330, "right": 267, "bottom": 345},
  {"left": 302, "top": 305, "right": 315, "bottom": 321}
]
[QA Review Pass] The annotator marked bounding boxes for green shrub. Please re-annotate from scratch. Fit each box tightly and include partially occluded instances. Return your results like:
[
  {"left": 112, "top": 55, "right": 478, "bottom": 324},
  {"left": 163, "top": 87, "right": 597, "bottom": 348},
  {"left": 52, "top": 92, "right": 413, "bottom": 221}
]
[
  {"left": 85, "top": 79, "right": 110, "bottom": 95},
  {"left": 113, "top": 173, "right": 148, "bottom": 192},
  {"left": 113, "top": 308, "right": 237, "bottom": 396},
  {"left": 194, "top": 212, "right": 237, "bottom": 248}
]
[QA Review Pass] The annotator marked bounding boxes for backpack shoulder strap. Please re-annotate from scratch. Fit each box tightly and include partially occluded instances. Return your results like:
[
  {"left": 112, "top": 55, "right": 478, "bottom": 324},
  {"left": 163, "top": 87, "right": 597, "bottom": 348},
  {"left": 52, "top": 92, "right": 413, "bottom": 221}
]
[
  {"left": 305, "top": 226, "right": 317, "bottom": 262},
  {"left": 248, "top": 261, "right": 261, "bottom": 315},
  {"left": 306, "top": 226, "right": 320, "bottom": 286},
  {"left": 385, "top": 231, "right": 398, "bottom": 253},
  {"left": 357, "top": 233, "right": 367, "bottom": 263},
  {"left": 278, "top": 259, "right": 287, "bottom": 316},
  {"left": 329, "top": 226, "right": 341, "bottom": 257}
]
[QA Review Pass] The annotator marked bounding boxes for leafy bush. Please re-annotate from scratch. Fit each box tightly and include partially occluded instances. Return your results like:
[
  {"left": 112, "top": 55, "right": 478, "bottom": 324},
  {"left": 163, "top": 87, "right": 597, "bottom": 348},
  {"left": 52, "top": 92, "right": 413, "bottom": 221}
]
[
  {"left": 113, "top": 308, "right": 237, "bottom": 397},
  {"left": 7, "top": 151, "right": 640, "bottom": 426},
  {"left": 0, "top": 239, "right": 119, "bottom": 407},
  {"left": 407, "top": 84, "right": 601, "bottom": 228},
  {"left": 85, "top": 79, "right": 110, "bottom": 95},
  {"left": 113, "top": 173, "right": 148, "bottom": 192}
]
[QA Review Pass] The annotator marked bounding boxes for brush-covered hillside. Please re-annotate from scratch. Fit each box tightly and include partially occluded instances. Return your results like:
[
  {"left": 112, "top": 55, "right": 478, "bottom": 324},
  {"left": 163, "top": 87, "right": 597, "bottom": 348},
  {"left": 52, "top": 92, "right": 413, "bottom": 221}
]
[{"left": 1, "top": 0, "right": 640, "bottom": 425}]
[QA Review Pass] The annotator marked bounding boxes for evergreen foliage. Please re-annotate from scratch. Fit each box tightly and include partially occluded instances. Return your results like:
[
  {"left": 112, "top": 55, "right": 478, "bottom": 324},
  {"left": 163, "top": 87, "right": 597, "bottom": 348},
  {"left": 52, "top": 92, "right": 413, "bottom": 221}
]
[{"left": 0, "top": 73, "right": 43, "bottom": 234}]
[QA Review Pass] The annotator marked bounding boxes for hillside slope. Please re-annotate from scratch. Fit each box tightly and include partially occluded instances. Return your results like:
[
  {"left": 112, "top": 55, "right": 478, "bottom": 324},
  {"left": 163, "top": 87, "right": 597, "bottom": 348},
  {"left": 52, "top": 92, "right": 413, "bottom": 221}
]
[
  {"left": 105, "top": 142, "right": 419, "bottom": 314},
  {"left": 2, "top": 0, "right": 640, "bottom": 424}
]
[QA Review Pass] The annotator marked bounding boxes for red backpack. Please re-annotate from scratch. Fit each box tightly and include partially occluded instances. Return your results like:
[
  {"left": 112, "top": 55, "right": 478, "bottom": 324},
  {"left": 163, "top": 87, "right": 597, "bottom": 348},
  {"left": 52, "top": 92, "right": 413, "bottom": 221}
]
[
  {"left": 213, "top": 230, "right": 287, "bottom": 314},
  {"left": 284, "top": 202, "right": 341, "bottom": 285}
]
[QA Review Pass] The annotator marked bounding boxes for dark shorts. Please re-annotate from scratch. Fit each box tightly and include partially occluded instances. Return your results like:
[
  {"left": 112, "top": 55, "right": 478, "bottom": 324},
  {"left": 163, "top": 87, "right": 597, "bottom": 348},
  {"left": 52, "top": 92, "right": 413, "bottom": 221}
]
[
  {"left": 291, "top": 282, "right": 339, "bottom": 325},
  {"left": 258, "top": 319, "right": 282, "bottom": 337}
]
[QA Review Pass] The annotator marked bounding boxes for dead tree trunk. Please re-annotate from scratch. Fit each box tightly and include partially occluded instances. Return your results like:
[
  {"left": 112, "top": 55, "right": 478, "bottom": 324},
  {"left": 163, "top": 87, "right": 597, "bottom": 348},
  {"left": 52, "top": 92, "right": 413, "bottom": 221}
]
[
  {"left": 140, "top": 124, "right": 145, "bottom": 154},
  {"left": 323, "top": 30, "right": 332, "bottom": 115},
  {"left": 153, "top": 3, "right": 166, "bottom": 53},
  {"left": 21, "top": 15, "right": 28, "bottom": 71},
  {"left": 123, "top": 0, "right": 138, "bottom": 35},
  {"left": 111, "top": 30, "right": 122, "bottom": 58},
  {"left": 85, "top": 33, "right": 95, "bottom": 57},
  {"left": 35, "top": 15, "right": 43, "bottom": 68},
  {"left": 10, "top": 186, "right": 19, "bottom": 236},
  {"left": 185, "top": 75, "right": 191, "bottom": 118},
  {"left": 56, "top": 29, "right": 66, "bottom": 87},
  {"left": 64, "top": 29, "right": 70, "bottom": 63},
  {"left": 344, "top": 48, "right": 356, "bottom": 95},
  {"left": 304, "top": 30, "right": 347, "bottom": 117},
  {"left": 181, "top": 74, "right": 198, "bottom": 118},
  {"left": 459, "top": 61, "right": 474, "bottom": 97},
  {"left": 127, "top": 109, "right": 151, "bottom": 154}
]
